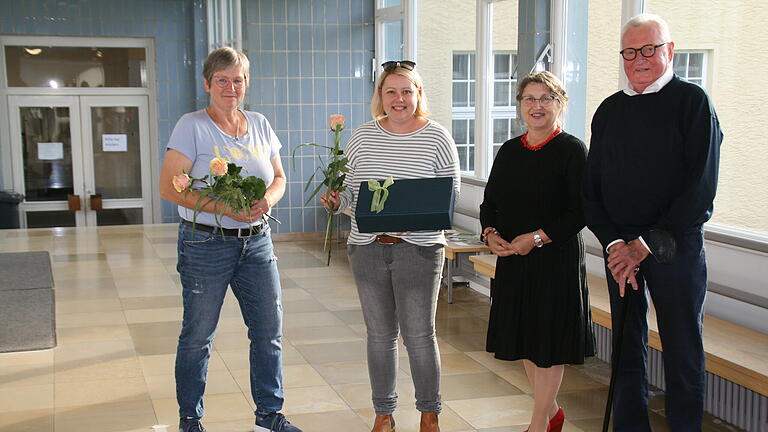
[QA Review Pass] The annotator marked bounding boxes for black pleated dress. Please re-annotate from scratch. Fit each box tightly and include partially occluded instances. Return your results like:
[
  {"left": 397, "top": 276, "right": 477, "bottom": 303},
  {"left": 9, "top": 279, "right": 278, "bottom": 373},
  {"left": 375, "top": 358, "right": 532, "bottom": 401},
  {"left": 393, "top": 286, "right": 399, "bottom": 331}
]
[{"left": 480, "top": 132, "right": 596, "bottom": 368}]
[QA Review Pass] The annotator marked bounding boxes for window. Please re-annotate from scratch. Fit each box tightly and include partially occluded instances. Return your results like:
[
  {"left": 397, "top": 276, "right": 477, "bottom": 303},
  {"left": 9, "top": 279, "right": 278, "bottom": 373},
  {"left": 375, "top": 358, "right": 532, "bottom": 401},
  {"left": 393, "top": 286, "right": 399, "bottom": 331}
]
[
  {"left": 451, "top": 52, "right": 521, "bottom": 172},
  {"left": 375, "top": 0, "right": 414, "bottom": 74},
  {"left": 4, "top": 46, "right": 147, "bottom": 88},
  {"left": 207, "top": 0, "right": 242, "bottom": 50},
  {"left": 451, "top": 53, "right": 476, "bottom": 172},
  {"left": 452, "top": 53, "right": 475, "bottom": 109},
  {"left": 416, "top": 0, "right": 517, "bottom": 178},
  {"left": 452, "top": 118, "right": 475, "bottom": 172},
  {"left": 645, "top": 0, "right": 767, "bottom": 236},
  {"left": 674, "top": 51, "right": 706, "bottom": 88}
]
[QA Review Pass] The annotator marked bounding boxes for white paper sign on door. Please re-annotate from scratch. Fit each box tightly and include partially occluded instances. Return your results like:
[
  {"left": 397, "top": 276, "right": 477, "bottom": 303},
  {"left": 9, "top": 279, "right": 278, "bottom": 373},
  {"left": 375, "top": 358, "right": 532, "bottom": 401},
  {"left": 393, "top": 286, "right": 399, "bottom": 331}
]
[
  {"left": 37, "top": 142, "right": 64, "bottom": 160},
  {"left": 102, "top": 134, "right": 128, "bottom": 152}
]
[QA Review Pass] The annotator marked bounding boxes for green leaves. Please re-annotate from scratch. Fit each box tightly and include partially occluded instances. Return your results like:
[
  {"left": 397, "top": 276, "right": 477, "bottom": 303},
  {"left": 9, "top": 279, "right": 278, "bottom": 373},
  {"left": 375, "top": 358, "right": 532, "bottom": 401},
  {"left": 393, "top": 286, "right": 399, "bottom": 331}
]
[{"left": 181, "top": 160, "right": 276, "bottom": 235}]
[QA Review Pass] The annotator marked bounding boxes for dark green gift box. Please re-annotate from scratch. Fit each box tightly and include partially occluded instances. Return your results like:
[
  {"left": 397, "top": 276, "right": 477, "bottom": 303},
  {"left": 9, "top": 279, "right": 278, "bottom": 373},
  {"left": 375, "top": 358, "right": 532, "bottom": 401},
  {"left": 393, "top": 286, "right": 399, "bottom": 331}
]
[{"left": 355, "top": 177, "right": 455, "bottom": 233}]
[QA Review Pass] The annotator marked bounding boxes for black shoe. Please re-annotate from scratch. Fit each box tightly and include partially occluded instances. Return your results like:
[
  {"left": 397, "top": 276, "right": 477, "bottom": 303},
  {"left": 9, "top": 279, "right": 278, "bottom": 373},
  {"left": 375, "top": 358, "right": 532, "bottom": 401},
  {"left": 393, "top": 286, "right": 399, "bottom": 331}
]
[
  {"left": 255, "top": 412, "right": 304, "bottom": 432},
  {"left": 179, "top": 417, "right": 206, "bottom": 432}
]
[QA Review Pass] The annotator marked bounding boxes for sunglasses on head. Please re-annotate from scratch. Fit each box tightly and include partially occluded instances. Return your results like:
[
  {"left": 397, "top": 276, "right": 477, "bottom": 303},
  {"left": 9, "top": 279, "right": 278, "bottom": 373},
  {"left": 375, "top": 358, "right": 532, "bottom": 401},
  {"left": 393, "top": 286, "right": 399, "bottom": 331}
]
[{"left": 381, "top": 60, "right": 416, "bottom": 72}]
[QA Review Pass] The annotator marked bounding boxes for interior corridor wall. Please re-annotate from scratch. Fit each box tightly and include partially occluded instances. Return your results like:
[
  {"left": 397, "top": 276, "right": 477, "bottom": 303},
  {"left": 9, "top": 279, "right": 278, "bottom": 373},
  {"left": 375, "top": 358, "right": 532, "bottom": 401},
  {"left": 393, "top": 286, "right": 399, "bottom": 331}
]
[
  {"left": 243, "top": 0, "right": 375, "bottom": 234},
  {"left": 0, "top": 0, "right": 208, "bottom": 223}
]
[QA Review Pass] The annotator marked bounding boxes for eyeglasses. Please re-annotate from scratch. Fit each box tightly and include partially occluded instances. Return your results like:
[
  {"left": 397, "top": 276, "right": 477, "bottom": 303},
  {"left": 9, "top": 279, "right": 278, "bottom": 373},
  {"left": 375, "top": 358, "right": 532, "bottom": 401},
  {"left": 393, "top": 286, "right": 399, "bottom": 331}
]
[
  {"left": 381, "top": 60, "right": 416, "bottom": 72},
  {"left": 520, "top": 95, "right": 558, "bottom": 107},
  {"left": 619, "top": 42, "right": 668, "bottom": 61},
  {"left": 211, "top": 76, "right": 246, "bottom": 89}
]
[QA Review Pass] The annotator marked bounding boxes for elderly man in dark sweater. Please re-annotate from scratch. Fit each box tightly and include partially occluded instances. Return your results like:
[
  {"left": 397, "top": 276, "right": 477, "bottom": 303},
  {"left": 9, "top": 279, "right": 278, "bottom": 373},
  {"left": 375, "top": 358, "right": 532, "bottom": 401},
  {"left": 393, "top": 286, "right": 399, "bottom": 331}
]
[{"left": 583, "top": 13, "right": 722, "bottom": 432}]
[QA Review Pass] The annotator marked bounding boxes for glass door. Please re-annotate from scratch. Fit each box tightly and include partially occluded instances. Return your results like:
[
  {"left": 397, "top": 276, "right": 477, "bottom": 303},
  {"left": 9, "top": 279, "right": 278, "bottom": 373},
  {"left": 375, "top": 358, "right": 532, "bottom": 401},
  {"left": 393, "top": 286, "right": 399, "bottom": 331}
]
[
  {"left": 8, "top": 95, "right": 83, "bottom": 227},
  {"left": 79, "top": 96, "right": 151, "bottom": 226},
  {"left": 8, "top": 95, "right": 151, "bottom": 227}
]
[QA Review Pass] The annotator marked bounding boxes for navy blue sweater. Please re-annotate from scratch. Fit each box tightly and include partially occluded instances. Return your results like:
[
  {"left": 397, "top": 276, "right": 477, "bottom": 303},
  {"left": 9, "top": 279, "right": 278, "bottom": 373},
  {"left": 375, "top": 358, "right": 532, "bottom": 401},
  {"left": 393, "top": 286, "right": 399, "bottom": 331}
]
[{"left": 583, "top": 76, "right": 723, "bottom": 247}]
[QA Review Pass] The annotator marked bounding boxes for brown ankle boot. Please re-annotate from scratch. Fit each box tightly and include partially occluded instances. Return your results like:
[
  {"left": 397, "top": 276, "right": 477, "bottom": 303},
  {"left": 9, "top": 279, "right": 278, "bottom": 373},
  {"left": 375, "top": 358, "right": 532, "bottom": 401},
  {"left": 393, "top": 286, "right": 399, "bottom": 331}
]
[
  {"left": 372, "top": 414, "right": 395, "bottom": 432},
  {"left": 419, "top": 412, "right": 439, "bottom": 432}
]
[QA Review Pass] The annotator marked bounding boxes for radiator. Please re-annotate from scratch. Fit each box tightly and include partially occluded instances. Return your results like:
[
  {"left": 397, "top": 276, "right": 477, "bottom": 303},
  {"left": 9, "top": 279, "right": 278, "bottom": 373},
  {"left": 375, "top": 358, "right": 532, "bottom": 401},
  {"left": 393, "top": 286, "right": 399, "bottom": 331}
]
[{"left": 592, "top": 323, "right": 768, "bottom": 431}]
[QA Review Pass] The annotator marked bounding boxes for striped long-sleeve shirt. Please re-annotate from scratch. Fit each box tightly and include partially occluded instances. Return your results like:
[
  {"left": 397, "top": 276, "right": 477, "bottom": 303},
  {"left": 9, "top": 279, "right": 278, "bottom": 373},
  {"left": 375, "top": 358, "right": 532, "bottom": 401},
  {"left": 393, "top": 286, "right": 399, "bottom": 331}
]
[{"left": 338, "top": 119, "right": 461, "bottom": 246}]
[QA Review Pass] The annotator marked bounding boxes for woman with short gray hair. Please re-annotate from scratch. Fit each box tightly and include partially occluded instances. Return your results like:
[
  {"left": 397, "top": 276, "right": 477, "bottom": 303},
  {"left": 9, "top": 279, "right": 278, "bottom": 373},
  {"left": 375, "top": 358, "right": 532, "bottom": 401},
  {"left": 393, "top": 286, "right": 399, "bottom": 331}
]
[{"left": 159, "top": 47, "right": 301, "bottom": 432}]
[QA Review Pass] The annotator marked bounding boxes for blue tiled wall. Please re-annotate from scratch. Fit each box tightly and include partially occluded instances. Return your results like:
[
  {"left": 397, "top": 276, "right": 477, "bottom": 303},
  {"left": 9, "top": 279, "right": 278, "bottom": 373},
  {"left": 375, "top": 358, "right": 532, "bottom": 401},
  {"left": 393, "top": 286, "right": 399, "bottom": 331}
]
[
  {"left": 244, "top": 0, "right": 375, "bottom": 234},
  {"left": 0, "top": 0, "right": 207, "bottom": 223},
  {"left": 0, "top": 0, "right": 375, "bottom": 232}
]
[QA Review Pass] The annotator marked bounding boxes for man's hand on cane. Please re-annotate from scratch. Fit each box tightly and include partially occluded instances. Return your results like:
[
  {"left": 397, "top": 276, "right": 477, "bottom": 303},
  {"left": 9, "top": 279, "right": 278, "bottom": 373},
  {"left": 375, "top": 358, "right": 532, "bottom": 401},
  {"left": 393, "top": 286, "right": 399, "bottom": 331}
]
[{"left": 607, "top": 239, "right": 650, "bottom": 296}]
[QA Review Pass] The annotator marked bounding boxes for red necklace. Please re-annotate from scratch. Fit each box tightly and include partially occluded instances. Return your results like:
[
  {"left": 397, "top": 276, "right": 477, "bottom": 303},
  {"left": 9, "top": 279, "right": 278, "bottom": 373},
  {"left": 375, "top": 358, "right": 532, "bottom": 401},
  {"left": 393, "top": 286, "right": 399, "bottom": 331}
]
[{"left": 521, "top": 127, "right": 562, "bottom": 151}]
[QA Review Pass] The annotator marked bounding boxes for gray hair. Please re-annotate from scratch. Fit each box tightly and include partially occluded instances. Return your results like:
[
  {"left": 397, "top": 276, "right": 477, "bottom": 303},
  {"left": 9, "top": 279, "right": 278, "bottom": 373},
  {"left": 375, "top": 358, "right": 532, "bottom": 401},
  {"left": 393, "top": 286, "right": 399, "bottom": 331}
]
[
  {"left": 621, "top": 13, "right": 672, "bottom": 43},
  {"left": 202, "top": 47, "right": 250, "bottom": 84}
]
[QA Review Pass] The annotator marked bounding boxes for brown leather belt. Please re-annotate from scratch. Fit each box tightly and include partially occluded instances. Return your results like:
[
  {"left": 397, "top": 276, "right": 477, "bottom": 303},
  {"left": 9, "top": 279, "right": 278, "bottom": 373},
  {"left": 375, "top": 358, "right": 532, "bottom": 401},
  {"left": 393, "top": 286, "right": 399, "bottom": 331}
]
[{"left": 376, "top": 234, "right": 405, "bottom": 245}]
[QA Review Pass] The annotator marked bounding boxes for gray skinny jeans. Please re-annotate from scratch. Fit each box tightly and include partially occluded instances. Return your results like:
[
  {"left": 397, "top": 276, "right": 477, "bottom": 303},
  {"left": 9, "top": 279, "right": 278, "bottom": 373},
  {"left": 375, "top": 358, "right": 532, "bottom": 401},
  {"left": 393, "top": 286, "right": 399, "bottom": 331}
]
[{"left": 347, "top": 241, "right": 444, "bottom": 415}]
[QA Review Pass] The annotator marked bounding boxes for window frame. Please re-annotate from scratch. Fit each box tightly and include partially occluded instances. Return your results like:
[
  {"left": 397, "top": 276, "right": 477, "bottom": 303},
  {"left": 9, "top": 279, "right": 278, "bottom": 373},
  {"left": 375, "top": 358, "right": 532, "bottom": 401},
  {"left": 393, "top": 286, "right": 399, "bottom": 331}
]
[
  {"left": 673, "top": 50, "right": 708, "bottom": 89},
  {"left": 451, "top": 51, "right": 519, "bottom": 175},
  {"left": 375, "top": 0, "right": 416, "bottom": 78},
  {"left": 207, "top": 0, "right": 242, "bottom": 50}
]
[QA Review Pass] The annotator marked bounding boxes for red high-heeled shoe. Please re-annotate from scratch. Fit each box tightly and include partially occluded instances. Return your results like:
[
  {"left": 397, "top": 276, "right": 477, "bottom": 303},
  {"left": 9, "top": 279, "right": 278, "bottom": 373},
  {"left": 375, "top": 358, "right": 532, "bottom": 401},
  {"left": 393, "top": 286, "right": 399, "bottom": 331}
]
[{"left": 548, "top": 407, "right": 565, "bottom": 432}]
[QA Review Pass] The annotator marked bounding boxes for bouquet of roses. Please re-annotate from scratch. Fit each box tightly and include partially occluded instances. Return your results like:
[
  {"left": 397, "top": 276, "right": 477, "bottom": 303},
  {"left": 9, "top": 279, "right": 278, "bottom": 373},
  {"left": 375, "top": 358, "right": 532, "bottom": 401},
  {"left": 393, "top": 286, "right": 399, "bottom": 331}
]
[
  {"left": 172, "top": 157, "right": 279, "bottom": 236},
  {"left": 292, "top": 114, "right": 349, "bottom": 265}
]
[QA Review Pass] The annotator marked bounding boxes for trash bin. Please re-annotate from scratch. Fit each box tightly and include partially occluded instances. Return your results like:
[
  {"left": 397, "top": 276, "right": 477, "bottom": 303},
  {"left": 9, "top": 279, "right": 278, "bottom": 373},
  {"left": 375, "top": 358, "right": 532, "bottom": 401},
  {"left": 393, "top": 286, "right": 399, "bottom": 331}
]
[{"left": 0, "top": 191, "right": 24, "bottom": 229}]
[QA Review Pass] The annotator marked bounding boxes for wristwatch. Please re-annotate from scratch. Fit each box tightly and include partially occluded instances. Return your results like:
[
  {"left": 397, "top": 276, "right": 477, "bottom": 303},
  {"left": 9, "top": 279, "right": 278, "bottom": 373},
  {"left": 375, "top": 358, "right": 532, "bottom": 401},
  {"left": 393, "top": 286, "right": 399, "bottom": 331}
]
[{"left": 533, "top": 232, "right": 544, "bottom": 248}]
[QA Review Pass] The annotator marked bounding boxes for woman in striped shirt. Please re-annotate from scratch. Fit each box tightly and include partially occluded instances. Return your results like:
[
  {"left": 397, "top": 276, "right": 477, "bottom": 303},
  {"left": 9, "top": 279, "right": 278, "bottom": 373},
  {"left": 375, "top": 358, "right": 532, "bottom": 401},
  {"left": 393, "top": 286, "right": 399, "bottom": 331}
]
[{"left": 322, "top": 61, "right": 460, "bottom": 432}]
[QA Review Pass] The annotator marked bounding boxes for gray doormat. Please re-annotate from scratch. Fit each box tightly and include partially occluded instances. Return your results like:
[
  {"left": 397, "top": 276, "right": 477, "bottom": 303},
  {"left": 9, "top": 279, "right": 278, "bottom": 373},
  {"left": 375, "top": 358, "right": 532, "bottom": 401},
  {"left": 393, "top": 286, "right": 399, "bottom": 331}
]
[
  {"left": 0, "top": 251, "right": 54, "bottom": 291},
  {"left": 0, "top": 251, "right": 56, "bottom": 352}
]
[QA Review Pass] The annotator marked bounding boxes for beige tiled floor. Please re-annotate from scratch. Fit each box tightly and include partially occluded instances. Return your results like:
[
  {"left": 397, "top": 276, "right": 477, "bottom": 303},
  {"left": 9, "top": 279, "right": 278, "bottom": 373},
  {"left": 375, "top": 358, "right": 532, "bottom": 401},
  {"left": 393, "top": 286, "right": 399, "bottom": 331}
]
[{"left": 0, "top": 225, "right": 738, "bottom": 432}]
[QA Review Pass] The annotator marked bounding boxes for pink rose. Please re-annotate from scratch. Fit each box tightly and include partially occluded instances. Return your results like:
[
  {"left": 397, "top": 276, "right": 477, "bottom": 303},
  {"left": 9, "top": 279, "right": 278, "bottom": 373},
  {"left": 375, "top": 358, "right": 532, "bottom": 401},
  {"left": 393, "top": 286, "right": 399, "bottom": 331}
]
[
  {"left": 209, "top": 157, "right": 228, "bottom": 176},
  {"left": 172, "top": 173, "right": 191, "bottom": 193},
  {"left": 329, "top": 114, "right": 345, "bottom": 132}
]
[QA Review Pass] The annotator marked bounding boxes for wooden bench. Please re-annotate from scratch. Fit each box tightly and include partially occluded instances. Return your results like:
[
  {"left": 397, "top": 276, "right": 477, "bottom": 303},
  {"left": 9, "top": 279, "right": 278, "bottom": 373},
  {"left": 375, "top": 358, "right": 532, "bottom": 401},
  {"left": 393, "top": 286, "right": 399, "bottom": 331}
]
[
  {"left": 468, "top": 254, "right": 768, "bottom": 398},
  {"left": 443, "top": 235, "right": 488, "bottom": 303}
]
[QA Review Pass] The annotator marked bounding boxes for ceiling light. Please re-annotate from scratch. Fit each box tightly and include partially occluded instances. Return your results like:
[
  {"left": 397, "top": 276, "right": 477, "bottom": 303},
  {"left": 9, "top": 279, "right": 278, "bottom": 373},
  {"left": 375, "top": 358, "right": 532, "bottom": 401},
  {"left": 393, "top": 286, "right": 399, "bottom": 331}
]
[{"left": 24, "top": 48, "right": 42, "bottom": 55}]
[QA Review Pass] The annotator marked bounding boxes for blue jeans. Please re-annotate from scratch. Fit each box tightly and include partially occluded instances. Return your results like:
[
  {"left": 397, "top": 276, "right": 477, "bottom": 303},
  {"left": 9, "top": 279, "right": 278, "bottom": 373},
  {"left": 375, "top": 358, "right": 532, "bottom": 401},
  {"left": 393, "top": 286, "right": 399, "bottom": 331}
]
[
  {"left": 347, "top": 242, "right": 444, "bottom": 415},
  {"left": 175, "top": 222, "right": 283, "bottom": 419}
]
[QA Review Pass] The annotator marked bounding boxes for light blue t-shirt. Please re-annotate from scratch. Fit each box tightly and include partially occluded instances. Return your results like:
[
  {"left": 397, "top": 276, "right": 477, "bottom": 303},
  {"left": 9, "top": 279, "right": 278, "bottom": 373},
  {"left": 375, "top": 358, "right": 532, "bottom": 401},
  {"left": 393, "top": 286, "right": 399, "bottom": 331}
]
[{"left": 167, "top": 109, "right": 282, "bottom": 228}]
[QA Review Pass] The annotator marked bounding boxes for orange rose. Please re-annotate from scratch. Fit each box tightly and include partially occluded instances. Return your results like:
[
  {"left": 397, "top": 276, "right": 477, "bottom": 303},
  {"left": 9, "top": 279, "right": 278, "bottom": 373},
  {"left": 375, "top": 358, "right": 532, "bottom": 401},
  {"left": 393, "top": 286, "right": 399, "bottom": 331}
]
[
  {"left": 209, "top": 157, "right": 228, "bottom": 176},
  {"left": 329, "top": 114, "right": 345, "bottom": 132},
  {"left": 172, "top": 173, "right": 191, "bottom": 193}
]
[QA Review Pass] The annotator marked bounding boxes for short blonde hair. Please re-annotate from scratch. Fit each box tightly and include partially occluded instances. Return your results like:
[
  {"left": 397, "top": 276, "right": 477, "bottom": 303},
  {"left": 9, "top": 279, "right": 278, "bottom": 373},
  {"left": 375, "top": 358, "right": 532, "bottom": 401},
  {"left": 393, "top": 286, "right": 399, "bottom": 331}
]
[
  {"left": 621, "top": 13, "right": 672, "bottom": 43},
  {"left": 370, "top": 67, "right": 430, "bottom": 120},
  {"left": 202, "top": 47, "right": 250, "bottom": 85}
]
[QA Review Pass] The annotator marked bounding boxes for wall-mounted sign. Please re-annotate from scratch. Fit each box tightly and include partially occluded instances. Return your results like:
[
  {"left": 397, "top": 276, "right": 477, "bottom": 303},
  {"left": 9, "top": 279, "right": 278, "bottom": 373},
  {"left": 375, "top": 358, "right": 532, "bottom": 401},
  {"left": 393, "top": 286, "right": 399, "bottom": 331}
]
[
  {"left": 102, "top": 134, "right": 127, "bottom": 152},
  {"left": 37, "top": 142, "right": 64, "bottom": 160}
]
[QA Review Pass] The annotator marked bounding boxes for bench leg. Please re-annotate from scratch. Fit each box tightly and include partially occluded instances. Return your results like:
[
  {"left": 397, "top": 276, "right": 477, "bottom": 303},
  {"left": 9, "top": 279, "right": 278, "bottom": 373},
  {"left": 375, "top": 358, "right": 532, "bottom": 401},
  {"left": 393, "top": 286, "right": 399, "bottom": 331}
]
[{"left": 445, "top": 258, "right": 454, "bottom": 303}]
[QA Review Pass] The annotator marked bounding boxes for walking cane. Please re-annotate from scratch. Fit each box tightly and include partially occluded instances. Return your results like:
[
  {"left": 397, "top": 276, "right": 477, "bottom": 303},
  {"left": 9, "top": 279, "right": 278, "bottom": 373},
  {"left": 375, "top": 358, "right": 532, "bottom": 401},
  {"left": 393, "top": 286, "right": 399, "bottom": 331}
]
[{"left": 602, "top": 280, "right": 634, "bottom": 432}]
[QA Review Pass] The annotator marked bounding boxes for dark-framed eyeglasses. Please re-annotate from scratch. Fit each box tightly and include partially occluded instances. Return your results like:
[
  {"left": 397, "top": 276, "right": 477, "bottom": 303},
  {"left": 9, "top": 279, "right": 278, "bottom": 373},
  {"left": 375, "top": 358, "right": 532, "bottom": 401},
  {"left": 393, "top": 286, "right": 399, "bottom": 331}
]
[
  {"left": 381, "top": 60, "right": 416, "bottom": 72},
  {"left": 520, "top": 95, "right": 558, "bottom": 107},
  {"left": 619, "top": 42, "right": 668, "bottom": 61},
  {"left": 212, "top": 76, "right": 246, "bottom": 89}
]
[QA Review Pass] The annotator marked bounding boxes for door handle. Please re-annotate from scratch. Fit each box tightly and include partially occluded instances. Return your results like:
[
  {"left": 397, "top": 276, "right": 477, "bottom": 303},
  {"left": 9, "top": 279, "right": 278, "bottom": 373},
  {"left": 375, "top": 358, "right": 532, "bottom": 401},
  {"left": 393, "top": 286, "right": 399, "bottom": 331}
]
[
  {"left": 90, "top": 193, "right": 103, "bottom": 211},
  {"left": 67, "top": 194, "right": 81, "bottom": 211}
]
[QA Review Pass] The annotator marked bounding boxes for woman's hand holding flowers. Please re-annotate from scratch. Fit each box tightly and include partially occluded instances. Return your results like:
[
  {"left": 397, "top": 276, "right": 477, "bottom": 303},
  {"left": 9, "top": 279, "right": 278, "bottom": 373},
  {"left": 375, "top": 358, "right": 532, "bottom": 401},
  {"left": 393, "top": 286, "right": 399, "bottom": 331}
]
[
  {"left": 171, "top": 156, "right": 278, "bottom": 229},
  {"left": 320, "top": 189, "right": 340, "bottom": 211}
]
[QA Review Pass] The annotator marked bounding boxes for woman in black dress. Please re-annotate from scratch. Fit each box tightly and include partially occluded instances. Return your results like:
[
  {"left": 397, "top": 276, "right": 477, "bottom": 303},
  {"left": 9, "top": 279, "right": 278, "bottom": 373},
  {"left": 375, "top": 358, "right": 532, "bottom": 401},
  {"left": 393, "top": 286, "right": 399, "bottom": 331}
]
[{"left": 480, "top": 71, "right": 595, "bottom": 432}]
